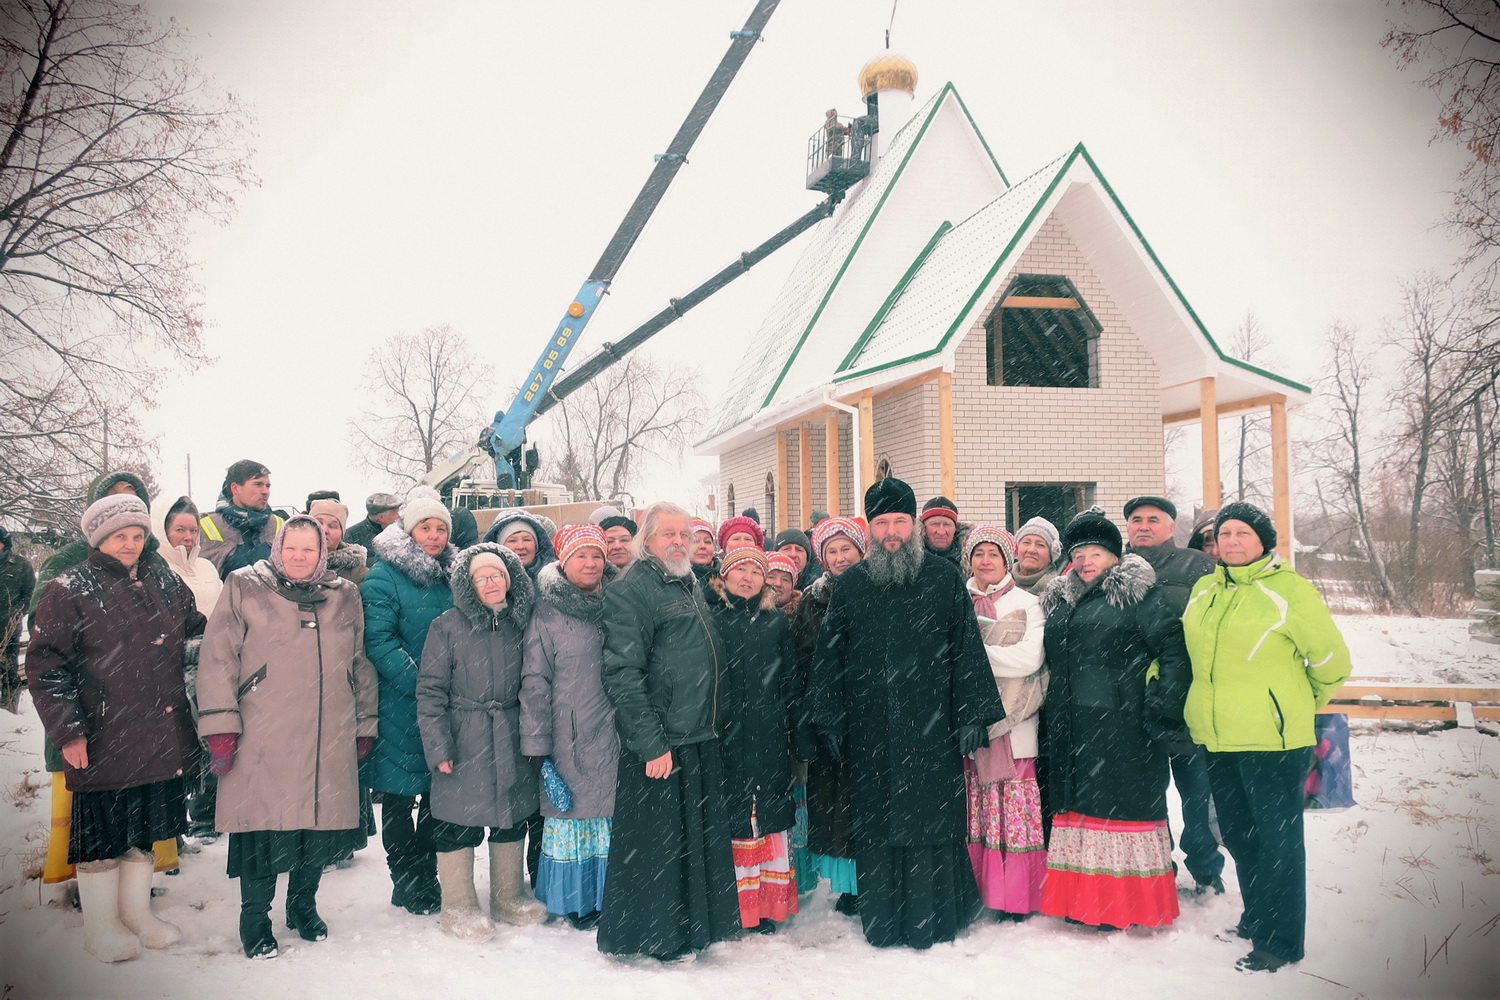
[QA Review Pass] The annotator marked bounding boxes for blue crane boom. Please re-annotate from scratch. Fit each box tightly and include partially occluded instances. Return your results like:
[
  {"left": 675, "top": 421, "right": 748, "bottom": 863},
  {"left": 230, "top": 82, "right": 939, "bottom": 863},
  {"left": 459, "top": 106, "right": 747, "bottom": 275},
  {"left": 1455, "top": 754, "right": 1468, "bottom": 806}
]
[{"left": 478, "top": 0, "right": 781, "bottom": 490}]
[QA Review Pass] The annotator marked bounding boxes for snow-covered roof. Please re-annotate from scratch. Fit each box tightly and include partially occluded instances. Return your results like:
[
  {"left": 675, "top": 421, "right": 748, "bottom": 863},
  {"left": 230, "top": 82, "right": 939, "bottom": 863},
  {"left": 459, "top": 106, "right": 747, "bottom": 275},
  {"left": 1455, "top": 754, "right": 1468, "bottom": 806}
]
[{"left": 697, "top": 87, "right": 1311, "bottom": 456}]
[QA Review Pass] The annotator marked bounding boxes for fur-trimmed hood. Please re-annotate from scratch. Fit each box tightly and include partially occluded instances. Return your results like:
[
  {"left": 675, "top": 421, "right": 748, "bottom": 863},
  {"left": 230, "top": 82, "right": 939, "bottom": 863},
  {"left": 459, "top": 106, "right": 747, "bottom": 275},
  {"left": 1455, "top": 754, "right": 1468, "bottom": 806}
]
[
  {"left": 1039, "top": 552, "right": 1156, "bottom": 615},
  {"left": 534, "top": 560, "right": 616, "bottom": 625},
  {"left": 481, "top": 509, "right": 557, "bottom": 580},
  {"left": 326, "top": 542, "right": 367, "bottom": 574},
  {"left": 448, "top": 542, "right": 533, "bottom": 632},
  {"left": 708, "top": 574, "right": 779, "bottom": 614},
  {"left": 372, "top": 521, "right": 457, "bottom": 588}
]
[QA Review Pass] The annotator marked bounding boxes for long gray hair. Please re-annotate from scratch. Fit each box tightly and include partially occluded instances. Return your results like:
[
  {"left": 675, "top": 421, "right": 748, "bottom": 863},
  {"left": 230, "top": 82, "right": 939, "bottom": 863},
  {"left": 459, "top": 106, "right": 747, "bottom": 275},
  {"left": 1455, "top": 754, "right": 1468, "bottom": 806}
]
[{"left": 632, "top": 501, "right": 692, "bottom": 568}]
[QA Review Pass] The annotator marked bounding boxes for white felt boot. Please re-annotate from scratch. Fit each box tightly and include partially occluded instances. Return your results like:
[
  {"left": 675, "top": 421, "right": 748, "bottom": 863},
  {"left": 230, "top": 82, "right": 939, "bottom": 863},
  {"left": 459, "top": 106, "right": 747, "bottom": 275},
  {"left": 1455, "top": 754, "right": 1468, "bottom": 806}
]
[
  {"left": 487, "top": 841, "right": 546, "bottom": 926},
  {"left": 117, "top": 850, "right": 181, "bottom": 948},
  {"left": 437, "top": 849, "right": 494, "bottom": 942},
  {"left": 77, "top": 864, "right": 140, "bottom": 963}
]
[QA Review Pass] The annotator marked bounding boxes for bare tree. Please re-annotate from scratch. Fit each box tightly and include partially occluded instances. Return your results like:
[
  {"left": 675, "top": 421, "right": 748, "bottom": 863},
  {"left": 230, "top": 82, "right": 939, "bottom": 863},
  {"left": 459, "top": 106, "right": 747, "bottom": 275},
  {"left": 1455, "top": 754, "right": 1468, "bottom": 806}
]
[
  {"left": 1306, "top": 320, "right": 1399, "bottom": 608},
  {"left": 349, "top": 325, "right": 494, "bottom": 486},
  {"left": 0, "top": 0, "right": 253, "bottom": 529},
  {"left": 539, "top": 355, "right": 703, "bottom": 501},
  {"left": 1224, "top": 312, "right": 1275, "bottom": 505},
  {"left": 1387, "top": 273, "right": 1494, "bottom": 607},
  {"left": 1384, "top": 0, "right": 1500, "bottom": 288}
]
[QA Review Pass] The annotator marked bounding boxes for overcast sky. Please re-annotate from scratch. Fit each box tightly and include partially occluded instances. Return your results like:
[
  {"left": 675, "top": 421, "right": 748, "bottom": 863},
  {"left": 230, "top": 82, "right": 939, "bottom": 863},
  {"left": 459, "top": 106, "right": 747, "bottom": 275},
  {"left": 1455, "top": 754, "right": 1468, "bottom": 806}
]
[{"left": 142, "top": 0, "right": 1468, "bottom": 515}]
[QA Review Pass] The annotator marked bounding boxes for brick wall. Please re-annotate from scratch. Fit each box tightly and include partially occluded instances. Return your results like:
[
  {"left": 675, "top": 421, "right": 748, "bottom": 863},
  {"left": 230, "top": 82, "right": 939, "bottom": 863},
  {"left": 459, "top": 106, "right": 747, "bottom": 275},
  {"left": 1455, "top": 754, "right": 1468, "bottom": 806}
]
[
  {"left": 717, "top": 433, "right": 776, "bottom": 528},
  {"left": 873, "top": 382, "right": 942, "bottom": 502},
  {"left": 952, "top": 214, "right": 1164, "bottom": 527}
]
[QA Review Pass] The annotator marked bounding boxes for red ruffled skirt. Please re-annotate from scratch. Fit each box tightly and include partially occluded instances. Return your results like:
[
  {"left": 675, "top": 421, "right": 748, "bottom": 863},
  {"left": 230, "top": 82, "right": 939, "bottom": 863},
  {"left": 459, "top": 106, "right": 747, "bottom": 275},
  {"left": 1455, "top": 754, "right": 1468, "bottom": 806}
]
[{"left": 1040, "top": 811, "right": 1179, "bottom": 928}]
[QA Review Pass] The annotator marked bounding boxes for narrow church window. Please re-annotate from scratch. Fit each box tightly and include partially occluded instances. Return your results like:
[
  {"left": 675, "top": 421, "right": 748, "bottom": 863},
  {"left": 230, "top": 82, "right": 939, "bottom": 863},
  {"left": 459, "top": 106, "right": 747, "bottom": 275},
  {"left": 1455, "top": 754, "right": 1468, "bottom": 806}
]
[
  {"left": 985, "top": 274, "right": 1102, "bottom": 389},
  {"left": 1006, "top": 482, "right": 1094, "bottom": 533},
  {"left": 725, "top": 484, "right": 736, "bottom": 518},
  {"left": 764, "top": 471, "right": 776, "bottom": 539}
]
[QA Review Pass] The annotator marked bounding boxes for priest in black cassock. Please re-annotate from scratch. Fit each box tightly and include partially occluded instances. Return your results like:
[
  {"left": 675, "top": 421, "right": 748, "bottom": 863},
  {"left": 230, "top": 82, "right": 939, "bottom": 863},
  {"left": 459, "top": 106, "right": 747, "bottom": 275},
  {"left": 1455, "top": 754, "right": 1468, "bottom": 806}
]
[{"left": 807, "top": 476, "right": 1004, "bottom": 948}]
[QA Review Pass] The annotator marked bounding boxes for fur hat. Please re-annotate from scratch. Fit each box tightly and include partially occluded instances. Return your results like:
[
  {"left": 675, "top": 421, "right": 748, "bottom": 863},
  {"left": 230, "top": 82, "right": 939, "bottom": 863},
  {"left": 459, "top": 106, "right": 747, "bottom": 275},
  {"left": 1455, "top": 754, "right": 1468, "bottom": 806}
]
[
  {"left": 1215, "top": 502, "right": 1278, "bottom": 554},
  {"left": 1062, "top": 506, "right": 1122, "bottom": 558},
  {"left": 308, "top": 499, "right": 349, "bottom": 529},
  {"left": 720, "top": 545, "right": 768, "bottom": 578},
  {"left": 965, "top": 524, "right": 1016, "bottom": 571},
  {"left": 865, "top": 477, "right": 916, "bottom": 521},
  {"left": 82, "top": 494, "right": 152, "bottom": 548},
  {"left": 921, "top": 495, "right": 959, "bottom": 524},
  {"left": 691, "top": 517, "right": 716, "bottom": 539},
  {"left": 366, "top": 492, "right": 402, "bottom": 515},
  {"left": 1015, "top": 516, "right": 1062, "bottom": 562},
  {"left": 717, "top": 515, "right": 764, "bottom": 552},
  {"left": 1123, "top": 495, "right": 1178, "bottom": 522},
  {"left": 553, "top": 524, "right": 606, "bottom": 566},
  {"left": 812, "top": 516, "right": 869, "bottom": 558},
  {"left": 766, "top": 552, "right": 798, "bottom": 578},
  {"left": 401, "top": 497, "right": 452, "bottom": 534}
]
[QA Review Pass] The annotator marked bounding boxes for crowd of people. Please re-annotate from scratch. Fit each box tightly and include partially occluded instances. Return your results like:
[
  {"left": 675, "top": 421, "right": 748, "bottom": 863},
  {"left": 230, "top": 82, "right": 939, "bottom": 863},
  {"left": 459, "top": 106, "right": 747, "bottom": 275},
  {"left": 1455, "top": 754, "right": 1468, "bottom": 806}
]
[{"left": 14, "top": 458, "right": 1353, "bottom": 975}]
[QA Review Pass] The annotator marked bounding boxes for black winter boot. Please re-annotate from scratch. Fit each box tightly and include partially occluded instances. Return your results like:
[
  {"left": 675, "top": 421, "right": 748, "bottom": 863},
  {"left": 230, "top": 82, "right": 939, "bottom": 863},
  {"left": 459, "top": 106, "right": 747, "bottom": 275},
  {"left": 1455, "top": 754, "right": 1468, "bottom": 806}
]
[
  {"left": 238, "top": 876, "right": 278, "bottom": 960},
  {"left": 285, "top": 866, "right": 327, "bottom": 941}
]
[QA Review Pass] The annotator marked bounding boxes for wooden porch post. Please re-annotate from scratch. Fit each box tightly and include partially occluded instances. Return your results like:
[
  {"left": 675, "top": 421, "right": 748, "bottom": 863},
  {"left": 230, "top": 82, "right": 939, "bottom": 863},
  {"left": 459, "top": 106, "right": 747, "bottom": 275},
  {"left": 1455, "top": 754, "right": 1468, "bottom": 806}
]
[
  {"left": 774, "top": 430, "right": 789, "bottom": 537},
  {"left": 858, "top": 389, "right": 876, "bottom": 514},
  {"left": 1269, "top": 395, "right": 1292, "bottom": 564},
  {"left": 824, "top": 413, "right": 841, "bottom": 517},
  {"left": 1200, "top": 377, "right": 1221, "bottom": 508},
  {"left": 798, "top": 422, "right": 813, "bottom": 531},
  {"left": 938, "top": 370, "right": 957, "bottom": 500}
]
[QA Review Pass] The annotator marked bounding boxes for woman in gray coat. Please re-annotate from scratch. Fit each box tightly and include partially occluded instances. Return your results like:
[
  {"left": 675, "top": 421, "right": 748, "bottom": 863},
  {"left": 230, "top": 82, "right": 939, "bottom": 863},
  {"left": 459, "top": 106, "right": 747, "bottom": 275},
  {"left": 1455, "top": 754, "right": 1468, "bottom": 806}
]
[
  {"left": 198, "top": 516, "right": 379, "bottom": 959},
  {"left": 417, "top": 543, "right": 544, "bottom": 941},
  {"left": 520, "top": 524, "right": 619, "bottom": 929}
]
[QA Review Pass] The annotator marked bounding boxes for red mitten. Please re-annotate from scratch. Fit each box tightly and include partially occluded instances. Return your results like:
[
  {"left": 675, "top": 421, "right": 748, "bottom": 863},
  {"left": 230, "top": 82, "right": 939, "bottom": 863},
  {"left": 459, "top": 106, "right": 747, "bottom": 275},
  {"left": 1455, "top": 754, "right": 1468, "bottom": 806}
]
[
  {"left": 356, "top": 737, "right": 376, "bottom": 760},
  {"left": 204, "top": 733, "right": 238, "bottom": 776}
]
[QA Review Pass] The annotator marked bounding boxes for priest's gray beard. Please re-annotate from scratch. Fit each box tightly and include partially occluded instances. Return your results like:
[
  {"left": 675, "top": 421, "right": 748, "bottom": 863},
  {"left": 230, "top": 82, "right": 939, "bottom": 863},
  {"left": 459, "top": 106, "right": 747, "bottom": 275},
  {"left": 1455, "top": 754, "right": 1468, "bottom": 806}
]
[{"left": 863, "top": 531, "right": 923, "bottom": 588}]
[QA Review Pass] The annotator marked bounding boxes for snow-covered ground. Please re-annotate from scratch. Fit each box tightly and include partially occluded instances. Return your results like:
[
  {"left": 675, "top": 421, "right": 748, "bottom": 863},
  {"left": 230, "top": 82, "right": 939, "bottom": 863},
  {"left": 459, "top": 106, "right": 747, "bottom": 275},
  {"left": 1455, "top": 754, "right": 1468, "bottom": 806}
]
[{"left": 1, "top": 614, "right": 1496, "bottom": 1000}]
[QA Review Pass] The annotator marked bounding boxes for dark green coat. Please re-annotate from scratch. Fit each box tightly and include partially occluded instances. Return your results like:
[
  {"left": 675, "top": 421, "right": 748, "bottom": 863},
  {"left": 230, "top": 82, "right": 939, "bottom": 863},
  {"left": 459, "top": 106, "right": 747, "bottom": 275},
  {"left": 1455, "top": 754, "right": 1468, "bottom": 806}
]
[{"left": 601, "top": 556, "right": 726, "bottom": 762}]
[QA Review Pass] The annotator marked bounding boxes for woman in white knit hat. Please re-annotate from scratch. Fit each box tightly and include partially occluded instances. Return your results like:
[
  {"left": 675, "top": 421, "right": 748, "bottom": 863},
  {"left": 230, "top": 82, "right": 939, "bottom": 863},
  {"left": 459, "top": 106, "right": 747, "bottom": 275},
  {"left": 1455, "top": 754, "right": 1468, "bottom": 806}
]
[
  {"left": 28, "top": 495, "right": 207, "bottom": 962},
  {"left": 363, "top": 495, "right": 457, "bottom": 915}
]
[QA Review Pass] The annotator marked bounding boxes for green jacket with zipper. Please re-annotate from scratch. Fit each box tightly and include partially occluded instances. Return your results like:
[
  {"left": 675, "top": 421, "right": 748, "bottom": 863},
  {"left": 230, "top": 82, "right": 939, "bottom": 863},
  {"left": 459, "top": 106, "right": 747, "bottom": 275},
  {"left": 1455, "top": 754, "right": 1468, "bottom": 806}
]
[
  {"left": 1182, "top": 553, "right": 1351, "bottom": 753},
  {"left": 602, "top": 555, "right": 725, "bottom": 762}
]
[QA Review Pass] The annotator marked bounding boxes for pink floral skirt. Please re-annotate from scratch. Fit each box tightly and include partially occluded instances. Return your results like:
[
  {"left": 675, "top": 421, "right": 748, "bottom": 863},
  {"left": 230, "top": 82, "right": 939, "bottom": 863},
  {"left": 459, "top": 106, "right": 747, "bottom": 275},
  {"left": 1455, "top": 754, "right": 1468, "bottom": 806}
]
[{"left": 965, "top": 756, "right": 1046, "bottom": 914}]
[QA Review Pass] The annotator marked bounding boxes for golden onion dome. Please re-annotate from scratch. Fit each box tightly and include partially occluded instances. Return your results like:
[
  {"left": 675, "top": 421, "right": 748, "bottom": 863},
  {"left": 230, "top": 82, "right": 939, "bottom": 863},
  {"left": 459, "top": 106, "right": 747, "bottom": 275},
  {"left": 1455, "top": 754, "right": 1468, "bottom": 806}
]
[{"left": 858, "top": 52, "right": 918, "bottom": 98}]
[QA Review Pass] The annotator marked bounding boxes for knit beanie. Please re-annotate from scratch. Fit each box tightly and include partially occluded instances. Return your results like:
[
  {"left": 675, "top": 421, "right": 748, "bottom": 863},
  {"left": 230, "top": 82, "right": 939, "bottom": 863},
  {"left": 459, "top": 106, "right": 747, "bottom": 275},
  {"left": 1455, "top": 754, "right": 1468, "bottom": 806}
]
[
  {"left": 720, "top": 545, "right": 768, "bottom": 578},
  {"left": 692, "top": 517, "right": 716, "bottom": 540},
  {"left": 767, "top": 552, "right": 798, "bottom": 578},
  {"left": 717, "top": 515, "right": 764, "bottom": 552},
  {"left": 1062, "top": 506, "right": 1122, "bottom": 558},
  {"left": 308, "top": 499, "right": 349, "bottom": 529},
  {"left": 864, "top": 477, "right": 917, "bottom": 521},
  {"left": 495, "top": 519, "right": 538, "bottom": 547},
  {"left": 270, "top": 515, "right": 330, "bottom": 582},
  {"left": 1014, "top": 516, "right": 1062, "bottom": 562},
  {"left": 921, "top": 496, "right": 959, "bottom": 524},
  {"left": 964, "top": 524, "right": 1016, "bottom": 572},
  {"left": 1123, "top": 495, "right": 1178, "bottom": 522},
  {"left": 534, "top": 514, "right": 558, "bottom": 540},
  {"left": 401, "top": 497, "right": 452, "bottom": 533},
  {"left": 553, "top": 524, "right": 606, "bottom": 566},
  {"left": 467, "top": 550, "right": 510, "bottom": 585},
  {"left": 812, "top": 516, "right": 869, "bottom": 558},
  {"left": 772, "top": 527, "right": 812, "bottom": 560},
  {"left": 82, "top": 494, "right": 152, "bottom": 548},
  {"left": 1215, "top": 502, "right": 1278, "bottom": 553}
]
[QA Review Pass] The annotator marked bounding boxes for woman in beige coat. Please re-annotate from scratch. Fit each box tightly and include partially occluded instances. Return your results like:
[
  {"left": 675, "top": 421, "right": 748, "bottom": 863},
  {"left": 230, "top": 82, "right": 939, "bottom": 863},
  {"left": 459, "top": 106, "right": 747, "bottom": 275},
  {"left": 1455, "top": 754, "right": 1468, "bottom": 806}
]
[{"left": 198, "top": 516, "right": 379, "bottom": 959}]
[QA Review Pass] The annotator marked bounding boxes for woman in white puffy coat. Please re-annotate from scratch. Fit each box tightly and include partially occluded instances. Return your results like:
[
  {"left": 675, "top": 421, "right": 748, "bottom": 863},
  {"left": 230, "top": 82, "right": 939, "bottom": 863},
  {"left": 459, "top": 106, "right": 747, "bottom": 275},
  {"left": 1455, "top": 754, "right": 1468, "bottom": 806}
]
[{"left": 962, "top": 525, "right": 1046, "bottom": 918}]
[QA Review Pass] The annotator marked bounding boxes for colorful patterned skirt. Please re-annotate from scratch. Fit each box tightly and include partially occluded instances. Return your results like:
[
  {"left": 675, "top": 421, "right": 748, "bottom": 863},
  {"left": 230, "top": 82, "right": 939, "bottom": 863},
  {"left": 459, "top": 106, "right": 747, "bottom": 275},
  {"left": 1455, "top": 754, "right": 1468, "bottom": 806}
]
[
  {"left": 732, "top": 828, "right": 798, "bottom": 927},
  {"left": 964, "top": 756, "right": 1046, "bottom": 914},
  {"left": 536, "top": 816, "right": 611, "bottom": 917},
  {"left": 1040, "top": 811, "right": 1180, "bottom": 928}
]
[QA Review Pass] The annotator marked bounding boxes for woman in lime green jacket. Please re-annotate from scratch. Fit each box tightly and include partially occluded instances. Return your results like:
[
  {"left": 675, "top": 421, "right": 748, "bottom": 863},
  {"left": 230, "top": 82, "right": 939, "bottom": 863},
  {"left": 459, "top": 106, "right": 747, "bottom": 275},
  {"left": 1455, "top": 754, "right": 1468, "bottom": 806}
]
[{"left": 1181, "top": 503, "right": 1350, "bottom": 975}]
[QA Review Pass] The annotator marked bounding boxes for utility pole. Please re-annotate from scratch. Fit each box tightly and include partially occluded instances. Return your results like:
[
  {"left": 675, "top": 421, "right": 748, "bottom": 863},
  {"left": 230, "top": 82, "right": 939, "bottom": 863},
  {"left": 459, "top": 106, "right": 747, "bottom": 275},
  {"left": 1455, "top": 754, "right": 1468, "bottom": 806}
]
[{"left": 1477, "top": 394, "right": 1495, "bottom": 570}]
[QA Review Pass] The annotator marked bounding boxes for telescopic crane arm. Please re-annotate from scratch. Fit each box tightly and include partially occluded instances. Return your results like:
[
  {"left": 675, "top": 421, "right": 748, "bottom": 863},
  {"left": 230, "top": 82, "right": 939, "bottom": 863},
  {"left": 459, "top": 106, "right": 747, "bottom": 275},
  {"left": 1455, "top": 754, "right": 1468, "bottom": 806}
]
[{"left": 476, "top": 0, "right": 781, "bottom": 489}]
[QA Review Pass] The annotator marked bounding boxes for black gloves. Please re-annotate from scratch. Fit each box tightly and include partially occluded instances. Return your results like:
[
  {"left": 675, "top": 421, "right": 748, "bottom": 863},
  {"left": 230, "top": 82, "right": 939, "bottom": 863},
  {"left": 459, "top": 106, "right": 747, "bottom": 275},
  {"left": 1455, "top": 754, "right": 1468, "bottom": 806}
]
[{"left": 956, "top": 725, "right": 986, "bottom": 756}]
